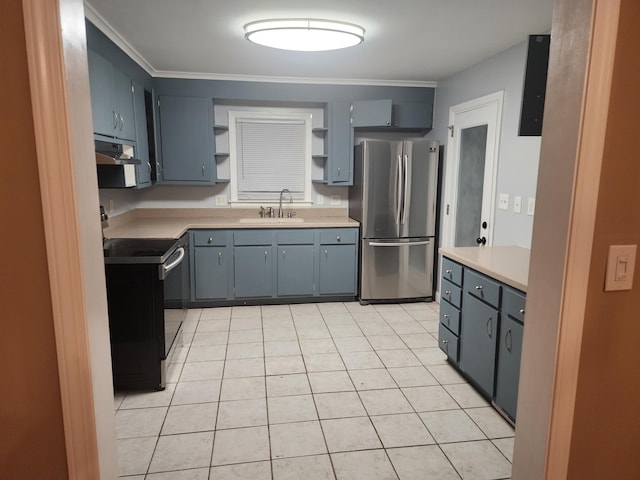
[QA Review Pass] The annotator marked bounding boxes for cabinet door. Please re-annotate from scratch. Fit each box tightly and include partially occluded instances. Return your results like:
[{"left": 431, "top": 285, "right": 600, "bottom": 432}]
[
  {"left": 328, "top": 102, "right": 353, "bottom": 185},
  {"left": 234, "top": 246, "right": 273, "bottom": 298},
  {"left": 193, "top": 247, "right": 228, "bottom": 300},
  {"left": 495, "top": 315, "right": 524, "bottom": 420},
  {"left": 132, "top": 81, "right": 151, "bottom": 187},
  {"left": 391, "top": 102, "right": 433, "bottom": 129},
  {"left": 277, "top": 245, "right": 314, "bottom": 296},
  {"left": 459, "top": 293, "right": 498, "bottom": 396},
  {"left": 159, "top": 95, "right": 214, "bottom": 183},
  {"left": 87, "top": 50, "right": 115, "bottom": 137},
  {"left": 350, "top": 99, "right": 392, "bottom": 127},
  {"left": 319, "top": 244, "right": 356, "bottom": 295},
  {"left": 112, "top": 68, "right": 136, "bottom": 141}
]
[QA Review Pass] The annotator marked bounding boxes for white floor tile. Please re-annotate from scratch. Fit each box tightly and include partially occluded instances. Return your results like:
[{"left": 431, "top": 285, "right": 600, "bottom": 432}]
[
  {"left": 334, "top": 336, "right": 373, "bottom": 353},
  {"left": 444, "top": 384, "right": 490, "bottom": 409},
  {"left": 226, "top": 342, "right": 264, "bottom": 360},
  {"left": 272, "top": 454, "right": 335, "bottom": 480},
  {"left": 117, "top": 437, "right": 156, "bottom": 476},
  {"left": 492, "top": 437, "right": 515, "bottom": 462},
  {"left": 119, "top": 383, "right": 176, "bottom": 409},
  {"left": 220, "top": 376, "right": 266, "bottom": 401},
  {"left": 265, "top": 355, "right": 306, "bottom": 375},
  {"left": 440, "top": 440, "right": 512, "bottom": 480},
  {"left": 331, "top": 449, "right": 398, "bottom": 480},
  {"left": 348, "top": 368, "right": 397, "bottom": 390},
  {"left": 341, "top": 351, "right": 384, "bottom": 370},
  {"left": 321, "top": 416, "right": 382, "bottom": 452},
  {"left": 427, "top": 364, "right": 467, "bottom": 384},
  {"left": 370, "top": 413, "right": 435, "bottom": 448},
  {"left": 210, "top": 460, "right": 272, "bottom": 480},
  {"left": 266, "top": 373, "right": 311, "bottom": 397},
  {"left": 148, "top": 431, "right": 214, "bottom": 473},
  {"left": 172, "top": 379, "right": 221, "bottom": 405},
  {"left": 270, "top": 420, "right": 328, "bottom": 459},
  {"left": 387, "top": 366, "right": 439, "bottom": 387},
  {"left": 365, "top": 334, "right": 406, "bottom": 350},
  {"left": 267, "top": 394, "right": 318, "bottom": 424},
  {"left": 217, "top": 398, "right": 267, "bottom": 429},
  {"left": 387, "top": 445, "right": 461, "bottom": 480},
  {"left": 299, "top": 339, "right": 338, "bottom": 355},
  {"left": 223, "top": 358, "right": 265, "bottom": 378},
  {"left": 180, "top": 361, "right": 224, "bottom": 381},
  {"left": 419, "top": 410, "right": 486, "bottom": 444},
  {"left": 304, "top": 353, "right": 345, "bottom": 372},
  {"left": 308, "top": 371, "right": 355, "bottom": 393},
  {"left": 161, "top": 402, "right": 218, "bottom": 435},
  {"left": 314, "top": 391, "right": 367, "bottom": 419},
  {"left": 146, "top": 468, "right": 210, "bottom": 480},
  {"left": 264, "top": 340, "right": 302, "bottom": 357},
  {"left": 186, "top": 345, "right": 227, "bottom": 362},
  {"left": 465, "top": 407, "right": 515, "bottom": 439},
  {"left": 402, "top": 386, "right": 459, "bottom": 412},
  {"left": 377, "top": 349, "right": 422, "bottom": 368},
  {"left": 359, "top": 388, "right": 414, "bottom": 415},
  {"left": 115, "top": 407, "right": 166, "bottom": 439},
  {"left": 211, "top": 426, "right": 270, "bottom": 466}
]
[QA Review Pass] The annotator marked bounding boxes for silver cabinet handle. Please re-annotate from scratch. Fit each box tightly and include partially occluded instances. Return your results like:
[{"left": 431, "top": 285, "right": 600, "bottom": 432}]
[
  {"left": 147, "top": 162, "right": 152, "bottom": 174},
  {"left": 112, "top": 110, "right": 118, "bottom": 129},
  {"left": 208, "top": 237, "right": 213, "bottom": 244},
  {"left": 519, "top": 309, "right": 526, "bottom": 315},
  {"left": 505, "top": 328, "right": 512, "bottom": 353},
  {"left": 443, "top": 314, "right": 450, "bottom": 325},
  {"left": 445, "top": 269, "right": 453, "bottom": 274},
  {"left": 119, "top": 114, "right": 124, "bottom": 131},
  {"left": 475, "top": 285, "right": 483, "bottom": 290},
  {"left": 218, "top": 251, "right": 222, "bottom": 266},
  {"left": 444, "top": 290, "right": 451, "bottom": 295},
  {"left": 202, "top": 164, "right": 206, "bottom": 176},
  {"left": 337, "top": 167, "right": 341, "bottom": 178},
  {"left": 324, "top": 249, "right": 328, "bottom": 260},
  {"left": 486, "top": 317, "right": 493, "bottom": 338},
  {"left": 336, "top": 235, "right": 341, "bottom": 242},
  {"left": 282, "top": 250, "right": 286, "bottom": 262},
  {"left": 441, "top": 339, "right": 449, "bottom": 345},
  {"left": 265, "top": 251, "right": 268, "bottom": 263}
]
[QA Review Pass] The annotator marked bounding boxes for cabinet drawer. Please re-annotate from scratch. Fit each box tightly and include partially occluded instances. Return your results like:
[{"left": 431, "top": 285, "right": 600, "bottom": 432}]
[
  {"left": 442, "top": 257, "right": 463, "bottom": 287},
  {"left": 464, "top": 269, "right": 500, "bottom": 308},
  {"left": 441, "top": 278, "right": 462, "bottom": 309},
  {"left": 234, "top": 230, "right": 273, "bottom": 246},
  {"left": 502, "top": 287, "right": 526, "bottom": 323},
  {"left": 439, "top": 300, "right": 461, "bottom": 335},
  {"left": 438, "top": 326, "right": 459, "bottom": 362},
  {"left": 192, "top": 230, "right": 228, "bottom": 246},
  {"left": 319, "top": 228, "right": 357, "bottom": 245},
  {"left": 277, "top": 229, "right": 314, "bottom": 245}
]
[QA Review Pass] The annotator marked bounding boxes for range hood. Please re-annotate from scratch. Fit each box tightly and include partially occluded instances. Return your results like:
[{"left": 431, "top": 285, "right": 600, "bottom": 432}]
[{"left": 96, "top": 140, "right": 140, "bottom": 188}]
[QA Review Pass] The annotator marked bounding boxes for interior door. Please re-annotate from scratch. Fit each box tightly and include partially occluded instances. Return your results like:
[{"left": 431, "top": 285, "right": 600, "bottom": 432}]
[{"left": 443, "top": 92, "right": 503, "bottom": 248}]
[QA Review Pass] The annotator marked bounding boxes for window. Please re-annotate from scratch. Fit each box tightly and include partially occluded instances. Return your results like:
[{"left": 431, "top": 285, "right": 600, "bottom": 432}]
[{"left": 229, "top": 111, "right": 312, "bottom": 203}]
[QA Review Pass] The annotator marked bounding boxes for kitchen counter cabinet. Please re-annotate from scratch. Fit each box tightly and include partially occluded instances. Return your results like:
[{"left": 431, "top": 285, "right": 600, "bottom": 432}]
[
  {"left": 438, "top": 246, "right": 529, "bottom": 423},
  {"left": 132, "top": 80, "right": 152, "bottom": 188},
  {"left": 350, "top": 99, "right": 433, "bottom": 131},
  {"left": 188, "top": 226, "right": 358, "bottom": 305}
]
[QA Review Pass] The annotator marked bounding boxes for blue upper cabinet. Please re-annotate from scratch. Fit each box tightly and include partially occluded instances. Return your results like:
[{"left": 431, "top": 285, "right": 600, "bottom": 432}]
[
  {"left": 351, "top": 99, "right": 432, "bottom": 131},
  {"left": 327, "top": 102, "right": 354, "bottom": 185},
  {"left": 157, "top": 95, "right": 216, "bottom": 184},
  {"left": 87, "top": 50, "right": 136, "bottom": 142},
  {"left": 132, "top": 81, "right": 151, "bottom": 188}
]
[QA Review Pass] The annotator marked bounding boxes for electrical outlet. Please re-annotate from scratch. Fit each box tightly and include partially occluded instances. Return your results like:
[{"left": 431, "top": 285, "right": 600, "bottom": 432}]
[
  {"left": 330, "top": 195, "right": 341, "bottom": 206},
  {"left": 527, "top": 197, "right": 536, "bottom": 216},
  {"left": 316, "top": 195, "right": 324, "bottom": 205},
  {"left": 513, "top": 196, "right": 522, "bottom": 214},
  {"left": 215, "top": 195, "right": 227, "bottom": 206},
  {"left": 108, "top": 198, "right": 115, "bottom": 212},
  {"left": 498, "top": 193, "right": 509, "bottom": 210}
]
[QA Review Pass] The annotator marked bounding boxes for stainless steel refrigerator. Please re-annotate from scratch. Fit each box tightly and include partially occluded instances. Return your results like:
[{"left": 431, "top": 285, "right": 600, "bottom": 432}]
[{"left": 349, "top": 139, "right": 439, "bottom": 302}]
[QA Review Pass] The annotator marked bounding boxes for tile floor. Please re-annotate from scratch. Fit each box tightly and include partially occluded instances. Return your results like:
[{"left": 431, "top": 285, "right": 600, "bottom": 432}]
[{"left": 115, "top": 301, "right": 514, "bottom": 480}]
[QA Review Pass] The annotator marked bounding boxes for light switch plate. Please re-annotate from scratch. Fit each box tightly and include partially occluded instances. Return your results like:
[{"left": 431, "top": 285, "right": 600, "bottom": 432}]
[
  {"left": 498, "top": 193, "right": 509, "bottom": 210},
  {"left": 605, "top": 244, "right": 637, "bottom": 291},
  {"left": 330, "top": 195, "right": 341, "bottom": 206},
  {"left": 215, "top": 195, "right": 227, "bottom": 206},
  {"left": 316, "top": 195, "right": 324, "bottom": 205},
  {"left": 527, "top": 197, "right": 536, "bottom": 215},
  {"left": 513, "top": 196, "right": 522, "bottom": 214}
]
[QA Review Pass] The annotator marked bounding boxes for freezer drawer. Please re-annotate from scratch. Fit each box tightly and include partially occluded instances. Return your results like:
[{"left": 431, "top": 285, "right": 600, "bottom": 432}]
[{"left": 360, "top": 238, "right": 434, "bottom": 301}]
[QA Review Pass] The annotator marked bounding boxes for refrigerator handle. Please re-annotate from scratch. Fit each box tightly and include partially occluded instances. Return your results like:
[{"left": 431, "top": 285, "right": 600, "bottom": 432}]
[
  {"left": 396, "top": 154, "right": 403, "bottom": 225},
  {"left": 368, "top": 240, "right": 431, "bottom": 247},
  {"left": 401, "top": 154, "right": 410, "bottom": 224}
]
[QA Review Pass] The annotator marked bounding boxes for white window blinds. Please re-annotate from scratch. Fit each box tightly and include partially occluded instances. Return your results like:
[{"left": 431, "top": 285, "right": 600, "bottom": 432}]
[{"left": 235, "top": 118, "right": 307, "bottom": 201}]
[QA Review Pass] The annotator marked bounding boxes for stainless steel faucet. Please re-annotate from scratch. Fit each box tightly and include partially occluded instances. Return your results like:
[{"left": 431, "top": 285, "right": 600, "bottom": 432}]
[{"left": 278, "top": 188, "right": 292, "bottom": 218}]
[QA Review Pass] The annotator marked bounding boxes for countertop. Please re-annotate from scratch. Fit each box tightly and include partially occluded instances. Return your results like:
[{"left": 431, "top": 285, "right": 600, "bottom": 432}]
[
  {"left": 439, "top": 246, "right": 530, "bottom": 292},
  {"left": 104, "top": 208, "right": 359, "bottom": 240}
]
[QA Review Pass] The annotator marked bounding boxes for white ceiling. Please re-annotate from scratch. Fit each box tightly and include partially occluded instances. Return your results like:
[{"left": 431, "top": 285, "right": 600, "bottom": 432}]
[{"left": 84, "top": 0, "right": 554, "bottom": 86}]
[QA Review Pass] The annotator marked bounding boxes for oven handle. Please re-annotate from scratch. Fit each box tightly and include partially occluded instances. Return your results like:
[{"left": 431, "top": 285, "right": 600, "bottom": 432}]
[{"left": 159, "top": 246, "right": 185, "bottom": 280}]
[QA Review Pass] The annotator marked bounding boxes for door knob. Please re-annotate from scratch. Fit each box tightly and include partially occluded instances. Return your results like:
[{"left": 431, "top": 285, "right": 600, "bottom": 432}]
[{"left": 476, "top": 237, "right": 487, "bottom": 245}]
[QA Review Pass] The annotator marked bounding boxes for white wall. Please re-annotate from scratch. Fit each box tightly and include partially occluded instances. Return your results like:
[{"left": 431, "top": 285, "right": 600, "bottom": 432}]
[{"left": 428, "top": 40, "right": 542, "bottom": 248}]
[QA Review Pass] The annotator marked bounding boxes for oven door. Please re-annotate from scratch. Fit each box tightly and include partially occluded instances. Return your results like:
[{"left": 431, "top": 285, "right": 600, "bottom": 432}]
[{"left": 161, "top": 234, "right": 189, "bottom": 363}]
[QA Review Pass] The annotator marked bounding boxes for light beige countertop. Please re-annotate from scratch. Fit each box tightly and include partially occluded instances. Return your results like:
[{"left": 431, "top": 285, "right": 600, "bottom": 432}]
[
  {"left": 439, "top": 246, "right": 530, "bottom": 292},
  {"left": 104, "top": 208, "right": 359, "bottom": 240}
]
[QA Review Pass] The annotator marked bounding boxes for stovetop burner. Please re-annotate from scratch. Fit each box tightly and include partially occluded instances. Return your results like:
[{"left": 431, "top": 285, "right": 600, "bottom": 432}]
[{"left": 103, "top": 238, "right": 179, "bottom": 264}]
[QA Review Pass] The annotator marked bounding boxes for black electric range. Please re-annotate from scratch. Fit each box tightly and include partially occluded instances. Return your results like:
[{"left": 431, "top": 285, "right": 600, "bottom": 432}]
[{"left": 103, "top": 235, "right": 189, "bottom": 390}]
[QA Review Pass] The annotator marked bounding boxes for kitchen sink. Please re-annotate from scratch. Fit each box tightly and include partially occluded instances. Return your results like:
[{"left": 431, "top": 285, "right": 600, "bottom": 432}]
[{"left": 238, "top": 217, "right": 305, "bottom": 224}]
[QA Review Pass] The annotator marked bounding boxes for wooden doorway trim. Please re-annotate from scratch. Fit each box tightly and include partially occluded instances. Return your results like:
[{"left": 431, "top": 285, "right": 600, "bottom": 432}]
[{"left": 21, "top": 0, "right": 100, "bottom": 477}]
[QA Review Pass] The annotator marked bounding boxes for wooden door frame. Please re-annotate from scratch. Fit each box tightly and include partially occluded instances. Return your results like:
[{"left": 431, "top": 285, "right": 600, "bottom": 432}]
[{"left": 442, "top": 90, "right": 504, "bottom": 249}]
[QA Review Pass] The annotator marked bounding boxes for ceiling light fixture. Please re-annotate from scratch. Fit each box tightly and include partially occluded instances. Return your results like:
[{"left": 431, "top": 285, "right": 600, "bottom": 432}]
[{"left": 244, "top": 19, "right": 365, "bottom": 52}]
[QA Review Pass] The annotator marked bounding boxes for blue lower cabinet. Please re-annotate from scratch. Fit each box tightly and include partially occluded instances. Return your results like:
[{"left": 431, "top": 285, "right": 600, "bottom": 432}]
[
  {"left": 193, "top": 247, "right": 228, "bottom": 300},
  {"left": 277, "top": 245, "right": 315, "bottom": 296},
  {"left": 495, "top": 314, "right": 524, "bottom": 420},
  {"left": 319, "top": 244, "right": 357, "bottom": 295},
  {"left": 234, "top": 246, "right": 274, "bottom": 298}
]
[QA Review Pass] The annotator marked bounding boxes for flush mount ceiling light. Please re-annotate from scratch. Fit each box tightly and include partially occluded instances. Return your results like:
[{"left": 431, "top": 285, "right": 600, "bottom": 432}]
[{"left": 244, "top": 19, "right": 365, "bottom": 52}]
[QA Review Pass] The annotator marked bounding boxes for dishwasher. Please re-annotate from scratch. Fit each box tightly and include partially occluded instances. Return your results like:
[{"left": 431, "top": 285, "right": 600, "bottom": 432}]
[{"left": 103, "top": 234, "right": 189, "bottom": 390}]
